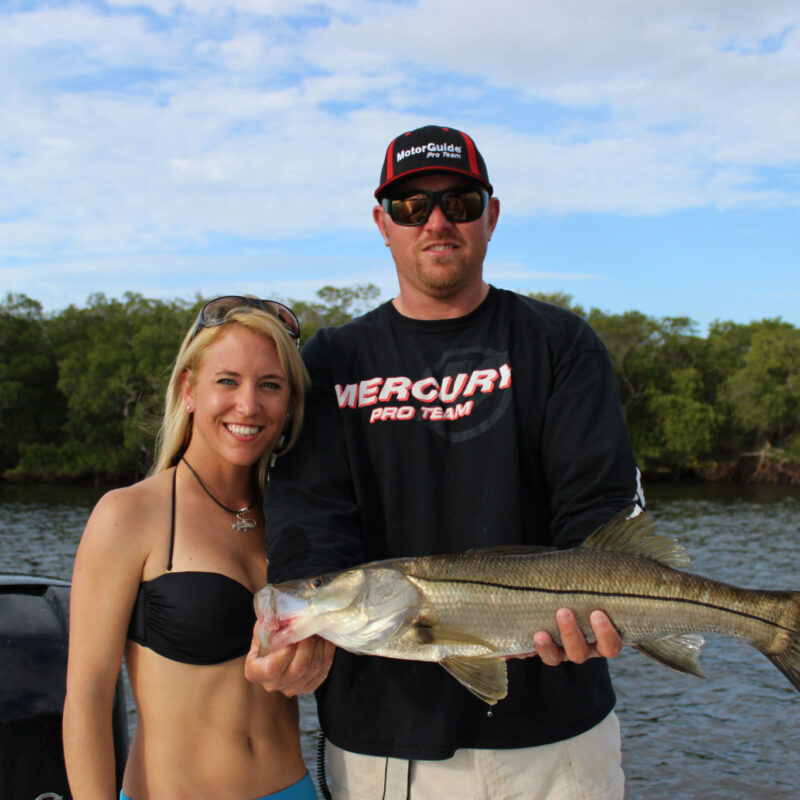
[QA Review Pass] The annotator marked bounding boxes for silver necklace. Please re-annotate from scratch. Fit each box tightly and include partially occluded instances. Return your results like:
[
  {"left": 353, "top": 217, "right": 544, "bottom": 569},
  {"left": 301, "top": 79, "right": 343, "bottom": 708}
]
[{"left": 181, "top": 457, "right": 257, "bottom": 531}]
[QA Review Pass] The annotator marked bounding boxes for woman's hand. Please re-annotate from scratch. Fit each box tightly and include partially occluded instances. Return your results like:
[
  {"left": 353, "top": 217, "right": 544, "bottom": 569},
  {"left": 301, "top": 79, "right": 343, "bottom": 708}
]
[{"left": 244, "top": 630, "right": 335, "bottom": 697}]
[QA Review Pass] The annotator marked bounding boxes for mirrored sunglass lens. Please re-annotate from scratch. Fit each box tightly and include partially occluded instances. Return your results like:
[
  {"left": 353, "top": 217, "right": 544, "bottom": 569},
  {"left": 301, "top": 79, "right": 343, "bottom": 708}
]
[
  {"left": 266, "top": 303, "right": 300, "bottom": 338},
  {"left": 390, "top": 195, "right": 431, "bottom": 225},
  {"left": 195, "top": 297, "right": 299, "bottom": 344},
  {"left": 442, "top": 191, "right": 483, "bottom": 222},
  {"left": 387, "top": 190, "right": 485, "bottom": 225},
  {"left": 202, "top": 296, "right": 243, "bottom": 324}
]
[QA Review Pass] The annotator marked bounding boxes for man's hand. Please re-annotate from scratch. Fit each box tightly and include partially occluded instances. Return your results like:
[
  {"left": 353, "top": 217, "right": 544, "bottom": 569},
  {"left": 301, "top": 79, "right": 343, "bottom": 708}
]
[
  {"left": 533, "top": 609, "right": 623, "bottom": 666},
  {"left": 244, "top": 630, "right": 335, "bottom": 697}
]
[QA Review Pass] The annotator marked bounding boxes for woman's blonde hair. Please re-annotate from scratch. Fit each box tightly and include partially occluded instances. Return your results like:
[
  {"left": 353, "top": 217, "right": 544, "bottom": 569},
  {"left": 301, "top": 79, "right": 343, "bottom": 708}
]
[{"left": 150, "top": 304, "right": 309, "bottom": 493}]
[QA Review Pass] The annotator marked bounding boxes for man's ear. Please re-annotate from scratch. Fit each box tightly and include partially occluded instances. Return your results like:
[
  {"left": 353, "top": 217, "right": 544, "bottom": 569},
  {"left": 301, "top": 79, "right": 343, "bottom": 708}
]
[
  {"left": 373, "top": 204, "right": 391, "bottom": 247},
  {"left": 487, "top": 196, "right": 500, "bottom": 241}
]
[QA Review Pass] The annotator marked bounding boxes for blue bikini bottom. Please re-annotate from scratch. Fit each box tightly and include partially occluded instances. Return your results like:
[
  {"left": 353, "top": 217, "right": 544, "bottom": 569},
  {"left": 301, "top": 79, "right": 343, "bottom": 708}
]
[{"left": 120, "top": 771, "right": 317, "bottom": 800}]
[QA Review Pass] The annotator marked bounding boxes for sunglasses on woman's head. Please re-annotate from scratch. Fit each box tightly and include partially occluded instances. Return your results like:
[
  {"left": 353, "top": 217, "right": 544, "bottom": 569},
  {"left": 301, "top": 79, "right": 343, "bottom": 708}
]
[
  {"left": 192, "top": 296, "right": 301, "bottom": 347},
  {"left": 381, "top": 188, "right": 489, "bottom": 226}
]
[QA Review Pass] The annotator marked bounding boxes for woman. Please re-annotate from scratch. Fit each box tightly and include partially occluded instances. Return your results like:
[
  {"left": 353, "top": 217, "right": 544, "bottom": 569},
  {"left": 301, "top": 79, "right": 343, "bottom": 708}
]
[{"left": 63, "top": 296, "right": 330, "bottom": 800}]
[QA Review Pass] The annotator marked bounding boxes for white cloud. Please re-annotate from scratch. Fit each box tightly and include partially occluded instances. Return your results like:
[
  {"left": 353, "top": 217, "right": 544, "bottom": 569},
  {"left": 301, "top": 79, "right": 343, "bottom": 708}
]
[
  {"left": 6, "top": 246, "right": 396, "bottom": 312},
  {"left": 1, "top": 0, "right": 799, "bottom": 317}
]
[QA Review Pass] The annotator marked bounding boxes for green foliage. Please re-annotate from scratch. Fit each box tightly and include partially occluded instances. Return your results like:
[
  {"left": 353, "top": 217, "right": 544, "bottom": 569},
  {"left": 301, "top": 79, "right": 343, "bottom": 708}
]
[
  {"left": 638, "top": 369, "right": 717, "bottom": 471},
  {"left": 1, "top": 286, "right": 798, "bottom": 483},
  {"left": 12, "top": 293, "right": 197, "bottom": 482},
  {"left": 595, "top": 315, "right": 717, "bottom": 472},
  {"left": 784, "top": 433, "right": 800, "bottom": 463},
  {"left": 6, "top": 288, "right": 380, "bottom": 483},
  {"left": 528, "top": 291, "right": 798, "bottom": 475},
  {"left": 0, "top": 294, "right": 66, "bottom": 472},
  {"left": 586, "top": 310, "right": 663, "bottom": 412},
  {"left": 289, "top": 284, "right": 382, "bottom": 342},
  {"left": 526, "top": 291, "right": 587, "bottom": 318},
  {"left": 724, "top": 323, "right": 800, "bottom": 443}
]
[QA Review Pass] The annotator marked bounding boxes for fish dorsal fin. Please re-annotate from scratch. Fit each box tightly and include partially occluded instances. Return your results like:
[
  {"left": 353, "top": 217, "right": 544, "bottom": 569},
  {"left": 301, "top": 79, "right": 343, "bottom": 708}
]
[
  {"left": 583, "top": 507, "right": 690, "bottom": 569},
  {"left": 440, "top": 656, "right": 509, "bottom": 705}
]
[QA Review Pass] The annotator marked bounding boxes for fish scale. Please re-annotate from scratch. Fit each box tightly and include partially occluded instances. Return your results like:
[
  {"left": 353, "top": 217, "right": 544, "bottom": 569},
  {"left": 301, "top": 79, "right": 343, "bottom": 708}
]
[
  {"left": 403, "top": 548, "right": 795, "bottom": 648},
  {"left": 255, "top": 508, "right": 800, "bottom": 705}
]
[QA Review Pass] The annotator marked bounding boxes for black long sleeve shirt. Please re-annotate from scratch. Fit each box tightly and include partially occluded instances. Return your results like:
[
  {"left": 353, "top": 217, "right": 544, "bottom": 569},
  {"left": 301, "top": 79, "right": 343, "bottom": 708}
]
[{"left": 265, "top": 287, "right": 643, "bottom": 759}]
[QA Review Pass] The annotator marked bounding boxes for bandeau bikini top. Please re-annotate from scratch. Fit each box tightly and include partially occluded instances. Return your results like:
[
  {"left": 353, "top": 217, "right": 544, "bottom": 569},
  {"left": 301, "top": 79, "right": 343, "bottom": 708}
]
[{"left": 127, "top": 468, "right": 256, "bottom": 665}]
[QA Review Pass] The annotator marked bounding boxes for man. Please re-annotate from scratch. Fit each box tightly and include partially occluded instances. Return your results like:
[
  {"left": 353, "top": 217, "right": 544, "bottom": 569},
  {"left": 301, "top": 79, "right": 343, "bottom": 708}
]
[{"left": 246, "top": 125, "right": 644, "bottom": 799}]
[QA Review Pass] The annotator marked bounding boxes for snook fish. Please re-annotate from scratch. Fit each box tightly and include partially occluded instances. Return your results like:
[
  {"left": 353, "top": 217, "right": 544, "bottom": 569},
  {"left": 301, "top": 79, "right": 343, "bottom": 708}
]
[{"left": 255, "top": 509, "right": 800, "bottom": 704}]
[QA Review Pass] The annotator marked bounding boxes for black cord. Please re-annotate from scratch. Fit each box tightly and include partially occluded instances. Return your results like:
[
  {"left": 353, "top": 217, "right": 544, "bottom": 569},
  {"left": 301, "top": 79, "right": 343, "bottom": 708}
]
[
  {"left": 316, "top": 731, "right": 332, "bottom": 800},
  {"left": 181, "top": 456, "right": 255, "bottom": 514}
]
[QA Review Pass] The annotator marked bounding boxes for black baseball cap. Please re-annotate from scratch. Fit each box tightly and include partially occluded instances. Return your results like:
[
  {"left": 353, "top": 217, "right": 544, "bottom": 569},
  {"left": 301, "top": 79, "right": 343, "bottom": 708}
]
[{"left": 375, "top": 125, "right": 493, "bottom": 199}]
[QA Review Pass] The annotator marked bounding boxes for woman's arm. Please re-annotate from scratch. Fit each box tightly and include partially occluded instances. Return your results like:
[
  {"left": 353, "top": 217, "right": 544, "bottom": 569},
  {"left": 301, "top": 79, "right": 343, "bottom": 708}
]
[{"left": 62, "top": 488, "right": 148, "bottom": 800}]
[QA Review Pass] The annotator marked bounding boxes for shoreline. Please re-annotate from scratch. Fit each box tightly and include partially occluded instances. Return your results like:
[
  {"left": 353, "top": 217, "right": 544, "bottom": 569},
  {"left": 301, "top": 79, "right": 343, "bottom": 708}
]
[{"left": 3, "top": 456, "right": 800, "bottom": 489}]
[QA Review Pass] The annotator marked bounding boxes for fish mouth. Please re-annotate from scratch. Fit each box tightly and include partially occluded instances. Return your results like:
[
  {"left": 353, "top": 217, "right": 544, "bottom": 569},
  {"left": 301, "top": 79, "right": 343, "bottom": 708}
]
[
  {"left": 254, "top": 587, "right": 312, "bottom": 653},
  {"left": 255, "top": 608, "right": 296, "bottom": 653},
  {"left": 255, "top": 586, "right": 307, "bottom": 623}
]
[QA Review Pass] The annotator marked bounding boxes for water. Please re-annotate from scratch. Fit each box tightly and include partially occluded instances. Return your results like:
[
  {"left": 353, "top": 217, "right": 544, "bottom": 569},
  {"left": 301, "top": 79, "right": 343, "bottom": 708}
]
[
  {"left": 612, "top": 484, "right": 800, "bottom": 799},
  {"left": 2, "top": 481, "right": 799, "bottom": 798}
]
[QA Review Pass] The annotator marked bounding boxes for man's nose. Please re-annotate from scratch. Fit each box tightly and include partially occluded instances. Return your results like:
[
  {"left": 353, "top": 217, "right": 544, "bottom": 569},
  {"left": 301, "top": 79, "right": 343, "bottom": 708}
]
[{"left": 422, "top": 202, "right": 452, "bottom": 230}]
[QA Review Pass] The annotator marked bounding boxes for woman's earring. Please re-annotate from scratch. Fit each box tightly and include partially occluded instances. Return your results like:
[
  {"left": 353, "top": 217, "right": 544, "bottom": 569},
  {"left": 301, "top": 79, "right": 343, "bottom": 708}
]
[{"left": 186, "top": 404, "right": 193, "bottom": 412}]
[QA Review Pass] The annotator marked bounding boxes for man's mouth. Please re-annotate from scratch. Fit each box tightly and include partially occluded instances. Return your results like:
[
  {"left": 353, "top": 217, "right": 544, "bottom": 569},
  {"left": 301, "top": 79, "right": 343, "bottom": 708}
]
[{"left": 422, "top": 242, "right": 458, "bottom": 252}]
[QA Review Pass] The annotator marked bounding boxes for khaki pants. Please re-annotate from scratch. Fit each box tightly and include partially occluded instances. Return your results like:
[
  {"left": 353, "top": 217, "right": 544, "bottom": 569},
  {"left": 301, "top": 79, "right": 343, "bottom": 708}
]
[{"left": 324, "top": 712, "right": 624, "bottom": 800}]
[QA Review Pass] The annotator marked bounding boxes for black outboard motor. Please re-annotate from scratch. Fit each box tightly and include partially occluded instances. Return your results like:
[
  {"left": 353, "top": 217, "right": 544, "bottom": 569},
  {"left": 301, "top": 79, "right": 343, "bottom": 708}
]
[{"left": 0, "top": 575, "right": 129, "bottom": 800}]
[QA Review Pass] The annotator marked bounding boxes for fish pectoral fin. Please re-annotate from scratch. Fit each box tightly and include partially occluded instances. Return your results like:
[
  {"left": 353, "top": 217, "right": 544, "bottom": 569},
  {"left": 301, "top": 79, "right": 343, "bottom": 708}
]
[
  {"left": 412, "top": 620, "right": 494, "bottom": 653},
  {"left": 635, "top": 634, "right": 706, "bottom": 679},
  {"left": 440, "top": 656, "right": 509, "bottom": 706}
]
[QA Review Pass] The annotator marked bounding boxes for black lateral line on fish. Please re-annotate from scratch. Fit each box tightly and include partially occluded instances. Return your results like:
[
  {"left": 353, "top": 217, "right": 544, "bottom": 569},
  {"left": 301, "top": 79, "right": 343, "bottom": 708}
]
[{"left": 416, "top": 577, "right": 796, "bottom": 634}]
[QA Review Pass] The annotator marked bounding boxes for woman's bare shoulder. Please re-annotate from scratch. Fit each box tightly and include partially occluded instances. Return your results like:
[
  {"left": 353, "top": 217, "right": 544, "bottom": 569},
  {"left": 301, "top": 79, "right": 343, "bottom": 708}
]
[
  {"left": 82, "top": 470, "right": 173, "bottom": 555},
  {"left": 96, "top": 470, "right": 171, "bottom": 515}
]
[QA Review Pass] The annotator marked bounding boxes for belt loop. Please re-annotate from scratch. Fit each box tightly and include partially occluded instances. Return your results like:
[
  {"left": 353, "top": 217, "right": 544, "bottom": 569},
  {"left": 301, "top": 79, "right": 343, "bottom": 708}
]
[{"left": 382, "top": 757, "right": 411, "bottom": 800}]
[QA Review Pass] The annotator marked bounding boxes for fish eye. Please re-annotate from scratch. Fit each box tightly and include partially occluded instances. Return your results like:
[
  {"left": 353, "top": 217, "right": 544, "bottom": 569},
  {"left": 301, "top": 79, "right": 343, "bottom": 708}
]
[{"left": 311, "top": 577, "right": 324, "bottom": 589}]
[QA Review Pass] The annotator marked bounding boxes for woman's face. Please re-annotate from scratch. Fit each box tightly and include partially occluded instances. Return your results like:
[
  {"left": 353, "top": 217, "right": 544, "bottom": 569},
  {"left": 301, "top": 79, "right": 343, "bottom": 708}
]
[{"left": 182, "top": 324, "right": 291, "bottom": 468}]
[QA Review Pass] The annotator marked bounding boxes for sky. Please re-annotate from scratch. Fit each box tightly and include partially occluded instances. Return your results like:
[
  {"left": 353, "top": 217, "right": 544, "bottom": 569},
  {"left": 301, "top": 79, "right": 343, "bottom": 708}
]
[{"left": 1, "top": 0, "right": 799, "bottom": 333}]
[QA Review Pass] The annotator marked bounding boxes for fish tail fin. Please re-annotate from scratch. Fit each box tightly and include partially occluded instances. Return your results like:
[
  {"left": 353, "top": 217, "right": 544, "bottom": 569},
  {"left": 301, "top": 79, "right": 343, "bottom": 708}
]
[{"left": 764, "top": 592, "right": 800, "bottom": 693}]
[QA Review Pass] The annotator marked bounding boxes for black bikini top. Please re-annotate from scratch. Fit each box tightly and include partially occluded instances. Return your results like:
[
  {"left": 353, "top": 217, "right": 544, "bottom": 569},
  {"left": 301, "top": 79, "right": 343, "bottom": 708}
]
[{"left": 127, "top": 468, "right": 256, "bottom": 665}]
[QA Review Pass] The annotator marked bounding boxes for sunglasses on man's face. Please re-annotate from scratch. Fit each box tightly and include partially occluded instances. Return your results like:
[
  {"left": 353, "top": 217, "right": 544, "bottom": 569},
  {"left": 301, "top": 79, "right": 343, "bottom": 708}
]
[
  {"left": 192, "top": 296, "right": 301, "bottom": 346},
  {"left": 381, "top": 188, "right": 489, "bottom": 227}
]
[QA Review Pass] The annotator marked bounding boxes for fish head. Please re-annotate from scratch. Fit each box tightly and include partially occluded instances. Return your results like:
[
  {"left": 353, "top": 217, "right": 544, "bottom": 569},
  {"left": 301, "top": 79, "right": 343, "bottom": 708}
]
[
  {"left": 254, "top": 566, "right": 420, "bottom": 655},
  {"left": 254, "top": 568, "right": 367, "bottom": 653}
]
